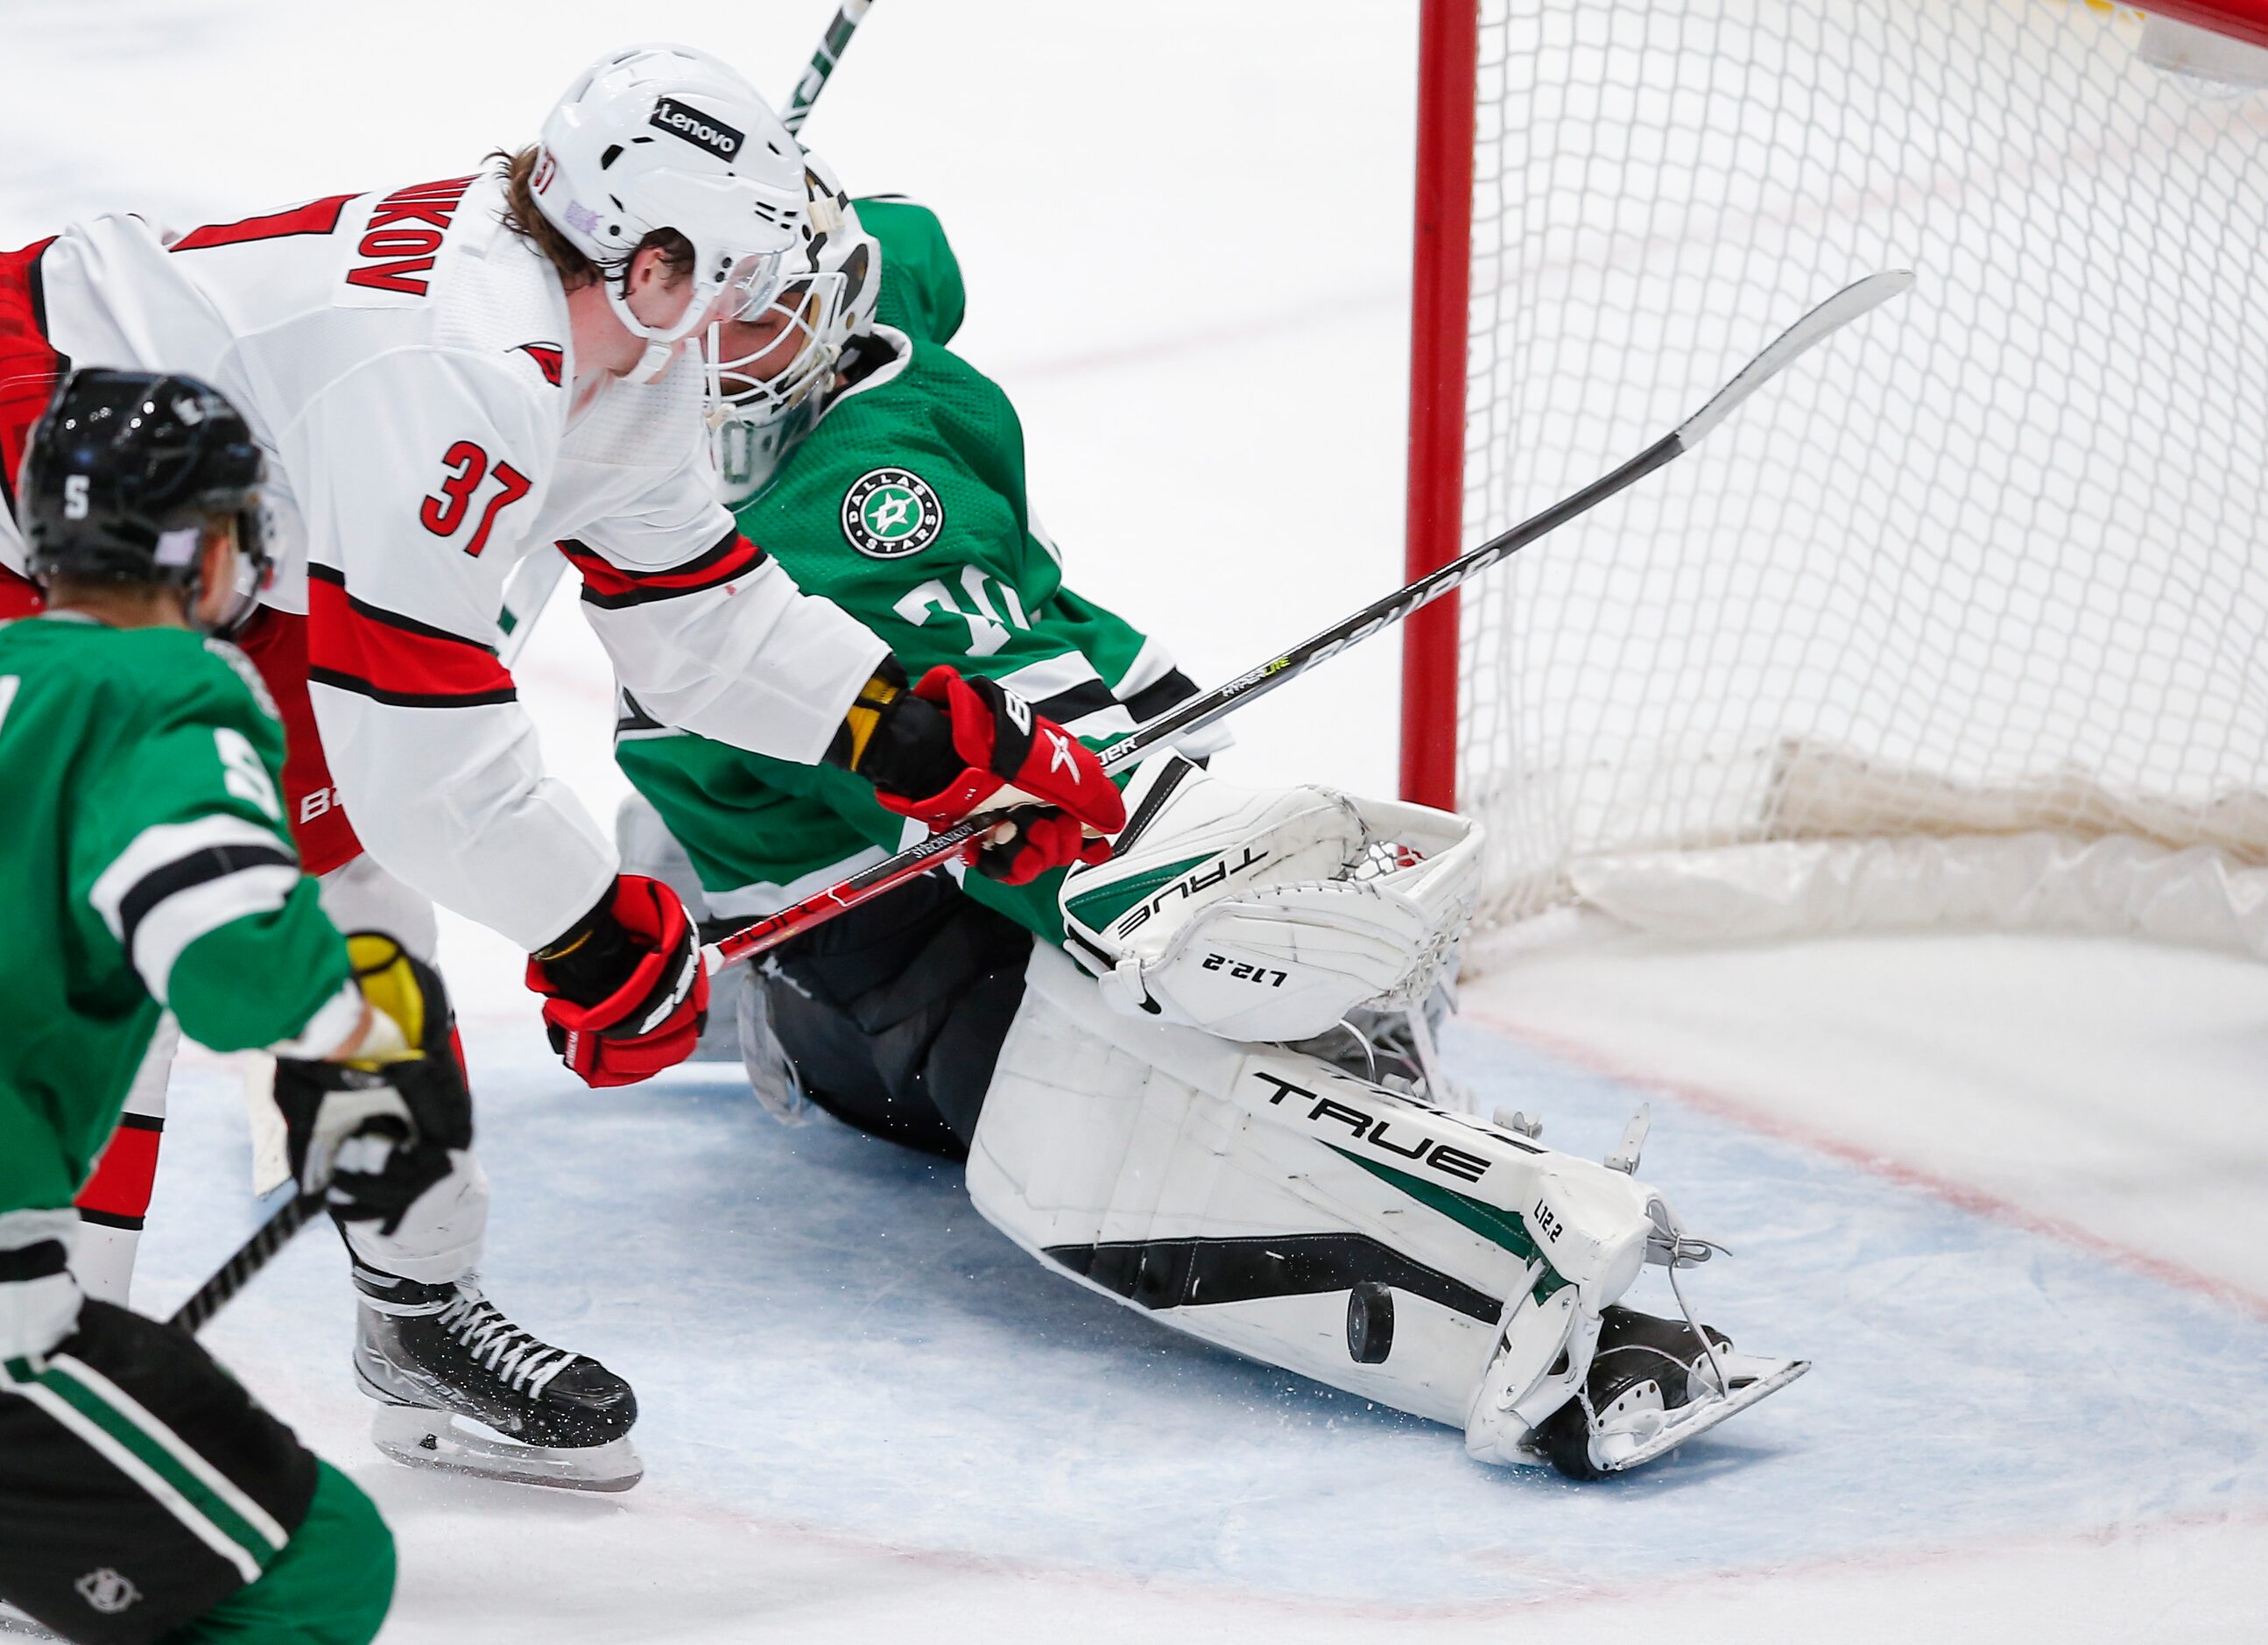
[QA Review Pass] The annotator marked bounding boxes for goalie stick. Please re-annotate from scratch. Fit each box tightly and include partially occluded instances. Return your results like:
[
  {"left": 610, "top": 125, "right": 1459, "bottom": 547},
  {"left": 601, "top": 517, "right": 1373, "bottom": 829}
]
[
  {"left": 701, "top": 270, "right": 1916, "bottom": 976},
  {"left": 491, "top": 0, "right": 877, "bottom": 667}
]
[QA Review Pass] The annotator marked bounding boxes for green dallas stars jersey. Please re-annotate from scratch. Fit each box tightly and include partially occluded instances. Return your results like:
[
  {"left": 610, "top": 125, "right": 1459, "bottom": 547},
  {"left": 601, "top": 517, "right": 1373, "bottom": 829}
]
[
  {"left": 616, "top": 199, "right": 1221, "bottom": 942},
  {"left": 0, "top": 617, "right": 350, "bottom": 1215}
]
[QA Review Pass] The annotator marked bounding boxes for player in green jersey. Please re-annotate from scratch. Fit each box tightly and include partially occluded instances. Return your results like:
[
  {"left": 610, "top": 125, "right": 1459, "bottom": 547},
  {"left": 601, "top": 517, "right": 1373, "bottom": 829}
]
[
  {"left": 0, "top": 369, "right": 494, "bottom": 1642},
  {"left": 616, "top": 174, "right": 1230, "bottom": 1151},
  {"left": 615, "top": 158, "right": 1813, "bottom": 1482}
]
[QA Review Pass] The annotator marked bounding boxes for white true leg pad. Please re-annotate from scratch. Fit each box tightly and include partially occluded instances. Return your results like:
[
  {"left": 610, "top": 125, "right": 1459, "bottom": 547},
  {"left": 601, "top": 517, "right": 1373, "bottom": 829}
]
[{"left": 967, "top": 947, "right": 1665, "bottom": 1451}]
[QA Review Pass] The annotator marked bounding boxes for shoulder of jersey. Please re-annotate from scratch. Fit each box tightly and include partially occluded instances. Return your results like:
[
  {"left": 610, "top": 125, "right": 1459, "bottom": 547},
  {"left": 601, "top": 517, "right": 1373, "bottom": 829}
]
[
  {"left": 0, "top": 622, "right": 278, "bottom": 726},
  {"left": 739, "top": 340, "right": 1004, "bottom": 576},
  {"left": 855, "top": 196, "right": 967, "bottom": 347},
  {"left": 335, "top": 171, "right": 574, "bottom": 404}
]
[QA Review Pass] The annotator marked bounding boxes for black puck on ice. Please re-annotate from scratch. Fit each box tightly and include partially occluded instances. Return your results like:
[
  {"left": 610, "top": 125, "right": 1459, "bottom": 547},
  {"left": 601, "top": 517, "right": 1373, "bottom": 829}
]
[{"left": 1346, "top": 1281, "right": 1395, "bottom": 1364}]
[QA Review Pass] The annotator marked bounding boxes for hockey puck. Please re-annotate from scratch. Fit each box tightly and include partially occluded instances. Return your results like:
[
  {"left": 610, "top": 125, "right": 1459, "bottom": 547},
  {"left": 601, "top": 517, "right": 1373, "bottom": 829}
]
[{"left": 1346, "top": 1281, "right": 1395, "bottom": 1364}]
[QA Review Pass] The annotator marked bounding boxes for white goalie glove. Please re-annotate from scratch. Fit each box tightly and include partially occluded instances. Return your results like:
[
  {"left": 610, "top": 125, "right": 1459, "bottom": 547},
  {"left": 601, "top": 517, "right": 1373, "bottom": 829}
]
[{"left": 1058, "top": 754, "right": 1482, "bottom": 1041}]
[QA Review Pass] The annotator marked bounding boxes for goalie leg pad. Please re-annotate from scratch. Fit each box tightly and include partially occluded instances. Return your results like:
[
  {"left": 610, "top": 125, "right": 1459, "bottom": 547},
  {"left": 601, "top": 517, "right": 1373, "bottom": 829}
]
[{"left": 966, "top": 947, "right": 1663, "bottom": 1435}]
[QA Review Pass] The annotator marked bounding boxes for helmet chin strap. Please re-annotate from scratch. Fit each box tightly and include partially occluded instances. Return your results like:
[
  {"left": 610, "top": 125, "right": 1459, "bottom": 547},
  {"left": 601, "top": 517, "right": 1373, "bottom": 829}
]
[{"left": 606, "top": 281, "right": 707, "bottom": 386}]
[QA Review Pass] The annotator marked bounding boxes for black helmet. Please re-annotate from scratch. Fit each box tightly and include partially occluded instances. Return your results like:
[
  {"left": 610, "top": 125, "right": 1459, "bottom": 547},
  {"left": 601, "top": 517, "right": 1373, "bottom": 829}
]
[{"left": 15, "top": 368, "right": 270, "bottom": 632}]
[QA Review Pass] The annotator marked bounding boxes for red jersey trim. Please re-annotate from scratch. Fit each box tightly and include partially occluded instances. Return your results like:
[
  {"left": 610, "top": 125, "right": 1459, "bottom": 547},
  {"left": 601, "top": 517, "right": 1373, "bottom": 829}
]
[
  {"left": 560, "top": 529, "right": 768, "bottom": 610},
  {"left": 306, "top": 563, "right": 517, "bottom": 708},
  {"left": 0, "top": 236, "right": 64, "bottom": 523},
  {"left": 171, "top": 194, "right": 360, "bottom": 252}
]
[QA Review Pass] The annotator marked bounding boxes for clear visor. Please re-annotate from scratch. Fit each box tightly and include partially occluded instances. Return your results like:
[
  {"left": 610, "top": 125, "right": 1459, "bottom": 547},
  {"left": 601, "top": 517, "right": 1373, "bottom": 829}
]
[
  {"left": 630, "top": 245, "right": 793, "bottom": 350},
  {"left": 202, "top": 510, "right": 272, "bottom": 639},
  {"left": 709, "top": 247, "right": 793, "bottom": 327}
]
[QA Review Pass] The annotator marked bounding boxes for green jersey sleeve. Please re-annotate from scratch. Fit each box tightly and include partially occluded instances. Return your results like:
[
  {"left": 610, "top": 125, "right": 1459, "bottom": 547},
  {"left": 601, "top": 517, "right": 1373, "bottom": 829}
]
[
  {"left": 67, "top": 637, "right": 349, "bottom": 1054},
  {"left": 0, "top": 621, "right": 353, "bottom": 1214},
  {"left": 856, "top": 197, "right": 966, "bottom": 346}
]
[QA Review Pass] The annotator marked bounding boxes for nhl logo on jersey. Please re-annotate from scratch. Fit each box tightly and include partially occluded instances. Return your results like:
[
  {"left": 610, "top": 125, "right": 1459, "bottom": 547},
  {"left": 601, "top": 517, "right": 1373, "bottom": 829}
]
[
  {"left": 842, "top": 468, "right": 944, "bottom": 559},
  {"left": 75, "top": 1568, "right": 140, "bottom": 1615}
]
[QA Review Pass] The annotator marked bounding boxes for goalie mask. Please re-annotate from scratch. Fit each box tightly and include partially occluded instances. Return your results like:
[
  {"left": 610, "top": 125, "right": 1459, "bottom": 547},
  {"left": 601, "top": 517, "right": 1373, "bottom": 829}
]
[
  {"left": 704, "top": 150, "right": 880, "bottom": 505},
  {"left": 533, "top": 43, "right": 809, "bottom": 384}
]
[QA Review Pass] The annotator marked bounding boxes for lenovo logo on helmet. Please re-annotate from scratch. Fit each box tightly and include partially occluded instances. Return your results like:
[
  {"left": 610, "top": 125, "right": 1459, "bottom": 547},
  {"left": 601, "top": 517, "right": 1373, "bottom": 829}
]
[{"left": 650, "top": 97, "right": 744, "bottom": 161}]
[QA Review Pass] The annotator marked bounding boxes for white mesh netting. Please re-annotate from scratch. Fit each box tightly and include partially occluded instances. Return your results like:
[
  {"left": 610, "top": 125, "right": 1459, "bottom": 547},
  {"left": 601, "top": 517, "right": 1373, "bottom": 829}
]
[{"left": 1456, "top": 0, "right": 2268, "bottom": 955}]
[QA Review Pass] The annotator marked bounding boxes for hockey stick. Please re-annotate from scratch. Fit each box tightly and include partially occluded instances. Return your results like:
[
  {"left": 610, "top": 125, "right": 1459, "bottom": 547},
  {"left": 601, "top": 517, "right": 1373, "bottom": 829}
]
[
  {"left": 785, "top": 0, "right": 873, "bottom": 135},
  {"left": 166, "top": 1189, "right": 325, "bottom": 1337},
  {"left": 701, "top": 270, "right": 1916, "bottom": 975},
  {"left": 493, "top": 1, "right": 877, "bottom": 667}
]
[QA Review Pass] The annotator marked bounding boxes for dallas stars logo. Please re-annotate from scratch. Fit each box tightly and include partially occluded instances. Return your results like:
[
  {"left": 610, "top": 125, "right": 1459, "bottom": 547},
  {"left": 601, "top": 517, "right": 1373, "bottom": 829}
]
[{"left": 842, "top": 468, "right": 944, "bottom": 559}]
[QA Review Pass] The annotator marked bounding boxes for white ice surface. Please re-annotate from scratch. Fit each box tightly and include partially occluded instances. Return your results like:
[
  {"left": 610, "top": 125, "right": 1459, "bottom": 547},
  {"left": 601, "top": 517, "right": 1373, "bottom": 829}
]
[{"left": 7, "top": 3, "right": 2268, "bottom": 1640}]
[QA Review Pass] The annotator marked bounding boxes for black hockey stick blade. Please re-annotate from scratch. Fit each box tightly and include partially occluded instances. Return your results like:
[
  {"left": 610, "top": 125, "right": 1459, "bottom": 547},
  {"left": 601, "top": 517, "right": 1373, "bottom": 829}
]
[{"left": 166, "top": 1190, "right": 325, "bottom": 1337}]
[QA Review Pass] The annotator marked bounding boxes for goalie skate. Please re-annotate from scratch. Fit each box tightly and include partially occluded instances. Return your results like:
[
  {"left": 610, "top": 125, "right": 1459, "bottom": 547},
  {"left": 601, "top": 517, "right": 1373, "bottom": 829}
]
[
  {"left": 1532, "top": 1304, "right": 1809, "bottom": 1479},
  {"left": 353, "top": 1267, "right": 643, "bottom": 1493}
]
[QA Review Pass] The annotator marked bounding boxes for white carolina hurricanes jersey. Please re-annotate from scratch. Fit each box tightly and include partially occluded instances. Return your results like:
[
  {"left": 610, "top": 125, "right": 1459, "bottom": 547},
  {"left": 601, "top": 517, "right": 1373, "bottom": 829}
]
[{"left": 0, "top": 173, "right": 886, "bottom": 948}]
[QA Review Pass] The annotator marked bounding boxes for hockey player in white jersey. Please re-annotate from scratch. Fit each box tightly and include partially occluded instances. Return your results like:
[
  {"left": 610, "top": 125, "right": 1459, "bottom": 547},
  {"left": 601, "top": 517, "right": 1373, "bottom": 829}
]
[
  {"left": 0, "top": 45, "right": 1123, "bottom": 1492},
  {"left": 621, "top": 166, "right": 1808, "bottom": 1479}
]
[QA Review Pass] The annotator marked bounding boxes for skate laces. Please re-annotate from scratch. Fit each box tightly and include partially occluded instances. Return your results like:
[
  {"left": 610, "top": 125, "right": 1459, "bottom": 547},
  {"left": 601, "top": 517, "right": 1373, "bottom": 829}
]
[{"left": 436, "top": 1286, "right": 577, "bottom": 1397}]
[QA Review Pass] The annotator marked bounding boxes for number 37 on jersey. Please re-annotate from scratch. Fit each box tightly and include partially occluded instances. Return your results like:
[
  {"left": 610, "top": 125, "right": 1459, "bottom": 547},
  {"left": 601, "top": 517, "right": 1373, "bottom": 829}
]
[{"left": 420, "top": 440, "right": 531, "bottom": 558}]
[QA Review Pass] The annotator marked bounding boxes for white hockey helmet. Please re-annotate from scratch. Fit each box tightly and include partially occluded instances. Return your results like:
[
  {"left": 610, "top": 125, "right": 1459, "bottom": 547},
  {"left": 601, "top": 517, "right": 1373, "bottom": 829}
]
[
  {"left": 705, "top": 149, "right": 882, "bottom": 504},
  {"left": 534, "top": 43, "right": 808, "bottom": 382}
]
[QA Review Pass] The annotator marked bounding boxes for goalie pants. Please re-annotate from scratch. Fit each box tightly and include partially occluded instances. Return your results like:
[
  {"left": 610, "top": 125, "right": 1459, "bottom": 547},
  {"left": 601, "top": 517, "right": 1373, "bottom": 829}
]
[
  {"left": 0, "top": 1302, "right": 392, "bottom": 1645},
  {"left": 755, "top": 873, "right": 1035, "bottom": 1158}
]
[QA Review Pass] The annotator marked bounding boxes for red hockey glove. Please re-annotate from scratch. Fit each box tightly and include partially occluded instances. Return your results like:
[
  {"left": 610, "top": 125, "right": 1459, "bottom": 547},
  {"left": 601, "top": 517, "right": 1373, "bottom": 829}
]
[
  {"left": 865, "top": 664, "right": 1126, "bottom": 834},
  {"left": 526, "top": 876, "right": 708, "bottom": 1089},
  {"left": 969, "top": 807, "right": 1116, "bottom": 886}
]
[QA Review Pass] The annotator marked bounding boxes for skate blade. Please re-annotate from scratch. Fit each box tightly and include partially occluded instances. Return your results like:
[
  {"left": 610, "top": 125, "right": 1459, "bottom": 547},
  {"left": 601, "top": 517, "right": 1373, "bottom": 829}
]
[
  {"left": 370, "top": 1402, "right": 644, "bottom": 1493},
  {"left": 1594, "top": 1353, "right": 1810, "bottom": 1474}
]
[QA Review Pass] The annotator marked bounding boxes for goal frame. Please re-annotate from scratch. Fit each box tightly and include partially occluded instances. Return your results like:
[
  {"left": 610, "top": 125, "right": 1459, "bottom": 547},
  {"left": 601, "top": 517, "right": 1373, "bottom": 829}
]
[{"left": 1398, "top": 0, "right": 2268, "bottom": 818}]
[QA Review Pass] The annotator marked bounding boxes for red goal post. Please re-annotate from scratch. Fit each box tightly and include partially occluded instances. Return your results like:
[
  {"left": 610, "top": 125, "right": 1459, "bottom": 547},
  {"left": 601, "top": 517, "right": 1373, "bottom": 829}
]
[{"left": 1400, "top": 0, "right": 2268, "bottom": 956}]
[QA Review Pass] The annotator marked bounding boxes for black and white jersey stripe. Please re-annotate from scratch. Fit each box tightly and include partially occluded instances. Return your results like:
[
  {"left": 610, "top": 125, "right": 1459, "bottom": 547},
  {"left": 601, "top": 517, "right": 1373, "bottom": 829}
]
[
  {"left": 994, "top": 644, "right": 1233, "bottom": 760},
  {"left": 87, "top": 816, "right": 299, "bottom": 1005}
]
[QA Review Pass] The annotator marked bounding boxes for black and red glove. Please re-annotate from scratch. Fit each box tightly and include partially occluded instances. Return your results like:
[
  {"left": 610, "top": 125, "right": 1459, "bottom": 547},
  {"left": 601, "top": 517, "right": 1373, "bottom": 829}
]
[
  {"left": 832, "top": 662, "right": 1127, "bottom": 884},
  {"left": 526, "top": 876, "right": 708, "bottom": 1088}
]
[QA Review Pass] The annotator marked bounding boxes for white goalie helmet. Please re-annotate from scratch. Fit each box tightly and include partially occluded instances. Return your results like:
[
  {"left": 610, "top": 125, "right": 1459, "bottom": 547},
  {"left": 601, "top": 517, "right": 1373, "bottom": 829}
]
[
  {"left": 533, "top": 43, "right": 809, "bottom": 382},
  {"left": 704, "top": 149, "right": 882, "bottom": 505}
]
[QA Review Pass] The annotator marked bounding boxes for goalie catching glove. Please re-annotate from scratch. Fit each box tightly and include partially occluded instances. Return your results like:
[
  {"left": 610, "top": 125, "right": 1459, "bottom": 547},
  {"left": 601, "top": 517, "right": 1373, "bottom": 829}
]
[
  {"left": 1058, "top": 755, "right": 1482, "bottom": 1041},
  {"left": 828, "top": 660, "right": 1126, "bottom": 884},
  {"left": 272, "top": 932, "right": 475, "bottom": 1233}
]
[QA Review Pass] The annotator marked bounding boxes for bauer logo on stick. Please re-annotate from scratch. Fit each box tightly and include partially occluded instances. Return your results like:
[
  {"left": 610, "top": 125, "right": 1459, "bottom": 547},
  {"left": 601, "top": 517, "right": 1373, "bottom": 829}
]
[{"left": 842, "top": 468, "right": 944, "bottom": 559}]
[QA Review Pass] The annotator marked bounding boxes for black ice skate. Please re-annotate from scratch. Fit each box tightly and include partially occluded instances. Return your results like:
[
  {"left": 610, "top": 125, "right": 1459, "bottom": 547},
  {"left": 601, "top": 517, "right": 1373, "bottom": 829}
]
[
  {"left": 351, "top": 1262, "right": 642, "bottom": 1492},
  {"left": 1535, "top": 1303, "right": 1808, "bottom": 1479}
]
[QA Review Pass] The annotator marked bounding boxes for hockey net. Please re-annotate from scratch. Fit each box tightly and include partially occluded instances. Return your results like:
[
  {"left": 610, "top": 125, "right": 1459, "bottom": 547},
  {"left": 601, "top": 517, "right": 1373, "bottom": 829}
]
[{"left": 1403, "top": 0, "right": 2268, "bottom": 961}]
